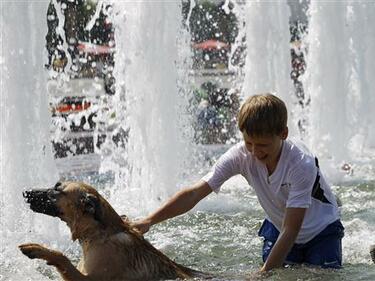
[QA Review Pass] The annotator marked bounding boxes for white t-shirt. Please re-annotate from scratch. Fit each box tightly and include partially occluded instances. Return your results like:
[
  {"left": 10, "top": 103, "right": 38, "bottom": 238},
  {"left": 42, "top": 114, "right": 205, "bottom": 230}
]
[{"left": 202, "top": 139, "right": 340, "bottom": 244}]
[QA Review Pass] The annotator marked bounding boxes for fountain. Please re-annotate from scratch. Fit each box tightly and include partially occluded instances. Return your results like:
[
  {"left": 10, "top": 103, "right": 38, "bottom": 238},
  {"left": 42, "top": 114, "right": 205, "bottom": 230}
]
[
  {"left": 304, "top": 1, "right": 375, "bottom": 178},
  {"left": 1, "top": 0, "right": 374, "bottom": 280},
  {"left": 302, "top": 0, "right": 375, "bottom": 271},
  {"left": 100, "top": 0, "right": 195, "bottom": 216},
  {"left": 1, "top": 1, "right": 63, "bottom": 280},
  {"left": 242, "top": 0, "right": 295, "bottom": 133}
]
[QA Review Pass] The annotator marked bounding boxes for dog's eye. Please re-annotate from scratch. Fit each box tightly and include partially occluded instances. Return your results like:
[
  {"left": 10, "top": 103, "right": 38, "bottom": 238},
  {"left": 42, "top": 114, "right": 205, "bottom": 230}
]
[
  {"left": 54, "top": 182, "right": 64, "bottom": 192},
  {"left": 46, "top": 189, "right": 64, "bottom": 201}
]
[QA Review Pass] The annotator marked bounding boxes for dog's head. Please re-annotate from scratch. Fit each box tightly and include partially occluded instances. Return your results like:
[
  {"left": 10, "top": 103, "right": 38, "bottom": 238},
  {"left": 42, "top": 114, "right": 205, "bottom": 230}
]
[{"left": 23, "top": 181, "right": 126, "bottom": 240}]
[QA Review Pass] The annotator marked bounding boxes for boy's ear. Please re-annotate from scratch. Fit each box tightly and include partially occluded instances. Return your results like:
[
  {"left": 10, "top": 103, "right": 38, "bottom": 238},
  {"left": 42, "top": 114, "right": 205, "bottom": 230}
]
[{"left": 281, "top": 127, "right": 288, "bottom": 140}]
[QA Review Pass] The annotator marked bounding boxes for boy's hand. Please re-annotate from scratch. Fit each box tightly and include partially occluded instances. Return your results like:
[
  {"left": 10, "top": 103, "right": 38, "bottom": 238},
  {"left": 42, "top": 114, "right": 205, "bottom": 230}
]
[
  {"left": 245, "top": 268, "right": 271, "bottom": 280},
  {"left": 129, "top": 218, "right": 152, "bottom": 234}
]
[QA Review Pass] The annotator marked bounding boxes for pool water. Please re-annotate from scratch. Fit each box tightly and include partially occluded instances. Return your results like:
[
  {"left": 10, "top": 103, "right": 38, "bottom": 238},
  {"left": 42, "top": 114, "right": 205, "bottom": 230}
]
[
  {"left": 36, "top": 173, "right": 374, "bottom": 281},
  {"left": 143, "top": 179, "right": 375, "bottom": 280}
]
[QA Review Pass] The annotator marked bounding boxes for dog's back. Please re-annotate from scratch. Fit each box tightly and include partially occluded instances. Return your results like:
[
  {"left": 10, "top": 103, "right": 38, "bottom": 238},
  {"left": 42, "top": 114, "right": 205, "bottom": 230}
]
[
  {"left": 78, "top": 230, "right": 201, "bottom": 280},
  {"left": 88, "top": 201, "right": 210, "bottom": 280},
  {"left": 80, "top": 183, "right": 209, "bottom": 279}
]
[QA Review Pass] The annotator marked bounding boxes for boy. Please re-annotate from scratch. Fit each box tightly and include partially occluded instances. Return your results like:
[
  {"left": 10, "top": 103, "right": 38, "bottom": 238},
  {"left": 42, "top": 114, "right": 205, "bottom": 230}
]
[{"left": 131, "top": 93, "right": 344, "bottom": 272}]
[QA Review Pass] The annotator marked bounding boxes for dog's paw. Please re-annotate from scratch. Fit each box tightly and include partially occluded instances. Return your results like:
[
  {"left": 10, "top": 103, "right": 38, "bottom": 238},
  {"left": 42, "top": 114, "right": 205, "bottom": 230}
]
[
  {"left": 19, "top": 243, "right": 64, "bottom": 265},
  {"left": 19, "top": 243, "right": 48, "bottom": 259}
]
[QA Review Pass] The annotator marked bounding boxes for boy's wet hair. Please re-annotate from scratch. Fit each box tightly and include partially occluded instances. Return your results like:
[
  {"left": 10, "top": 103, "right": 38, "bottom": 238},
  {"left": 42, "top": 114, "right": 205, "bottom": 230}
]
[{"left": 238, "top": 93, "right": 287, "bottom": 136}]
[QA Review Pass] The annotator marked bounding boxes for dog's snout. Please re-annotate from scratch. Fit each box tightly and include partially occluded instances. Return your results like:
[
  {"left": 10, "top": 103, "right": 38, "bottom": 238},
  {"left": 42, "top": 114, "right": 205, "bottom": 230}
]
[
  {"left": 23, "top": 190, "right": 45, "bottom": 203},
  {"left": 23, "top": 189, "right": 56, "bottom": 202},
  {"left": 23, "top": 190, "right": 32, "bottom": 200},
  {"left": 22, "top": 189, "right": 61, "bottom": 217}
]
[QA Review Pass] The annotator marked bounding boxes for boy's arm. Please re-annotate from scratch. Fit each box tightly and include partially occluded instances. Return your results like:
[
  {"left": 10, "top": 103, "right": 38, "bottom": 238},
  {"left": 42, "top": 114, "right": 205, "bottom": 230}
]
[
  {"left": 260, "top": 207, "right": 306, "bottom": 272},
  {"left": 131, "top": 180, "right": 213, "bottom": 234}
]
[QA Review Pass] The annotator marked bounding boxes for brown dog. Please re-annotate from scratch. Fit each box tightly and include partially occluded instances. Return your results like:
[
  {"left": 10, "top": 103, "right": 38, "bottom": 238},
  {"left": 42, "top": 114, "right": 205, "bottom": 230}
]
[{"left": 19, "top": 181, "right": 209, "bottom": 281}]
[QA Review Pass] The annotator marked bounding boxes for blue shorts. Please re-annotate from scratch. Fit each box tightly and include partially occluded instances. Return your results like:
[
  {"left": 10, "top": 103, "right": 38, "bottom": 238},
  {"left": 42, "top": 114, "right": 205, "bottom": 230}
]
[{"left": 258, "top": 219, "right": 345, "bottom": 268}]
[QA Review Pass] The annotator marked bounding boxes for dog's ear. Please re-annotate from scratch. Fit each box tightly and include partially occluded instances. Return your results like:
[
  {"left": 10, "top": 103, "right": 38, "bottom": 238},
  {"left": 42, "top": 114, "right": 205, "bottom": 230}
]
[{"left": 80, "top": 193, "right": 103, "bottom": 223}]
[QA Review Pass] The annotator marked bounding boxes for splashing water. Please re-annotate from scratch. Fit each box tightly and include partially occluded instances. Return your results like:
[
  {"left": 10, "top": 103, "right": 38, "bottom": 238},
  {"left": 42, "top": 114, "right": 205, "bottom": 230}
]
[
  {"left": 1, "top": 1, "right": 65, "bottom": 280},
  {"left": 242, "top": 1, "right": 293, "bottom": 105},
  {"left": 1, "top": 1, "right": 375, "bottom": 281},
  {"left": 303, "top": 1, "right": 375, "bottom": 181},
  {"left": 100, "top": 1, "right": 195, "bottom": 217}
]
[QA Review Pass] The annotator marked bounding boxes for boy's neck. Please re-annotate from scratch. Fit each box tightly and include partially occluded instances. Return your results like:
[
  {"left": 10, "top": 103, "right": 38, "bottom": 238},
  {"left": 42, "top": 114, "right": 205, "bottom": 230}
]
[{"left": 266, "top": 141, "right": 284, "bottom": 175}]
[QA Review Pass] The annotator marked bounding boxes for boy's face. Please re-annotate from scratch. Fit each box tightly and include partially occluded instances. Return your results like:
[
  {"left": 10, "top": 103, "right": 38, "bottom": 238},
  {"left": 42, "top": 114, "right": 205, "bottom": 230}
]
[{"left": 242, "top": 129, "right": 288, "bottom": 171}]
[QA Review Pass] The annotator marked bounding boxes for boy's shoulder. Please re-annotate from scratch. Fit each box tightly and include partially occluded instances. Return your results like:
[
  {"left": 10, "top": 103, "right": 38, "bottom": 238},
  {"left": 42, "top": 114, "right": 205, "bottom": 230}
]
[
  {"left": 227, "top": 141, "right": 248, "bottom": 156},
  {"left": 283, "top": 139, "right": 317, "bottom": 171},
  {"left": 220, "top": 142, "right": 251, "bottom": 166},
  {"left": 285, "top": 138, "right": 314, "bottom": 156}
]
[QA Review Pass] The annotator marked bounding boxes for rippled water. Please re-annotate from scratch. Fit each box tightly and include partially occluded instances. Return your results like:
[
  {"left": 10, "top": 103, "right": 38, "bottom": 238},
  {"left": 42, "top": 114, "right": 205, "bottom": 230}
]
[
  {"left": 144, "top": 178, "right": 375, "bottom": 280},
  {"left": 1, "top": 167, "right": 374, "bottom": 281},
  {"left": 17, "top": 171, "right": 371, "bottom": 281}
]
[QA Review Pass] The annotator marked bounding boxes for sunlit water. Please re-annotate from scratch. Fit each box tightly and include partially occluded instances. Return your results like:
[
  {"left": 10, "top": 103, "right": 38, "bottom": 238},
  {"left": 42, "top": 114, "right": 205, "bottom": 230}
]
[
  {"left": 1, "top": 1, "right": 375, "bottom": 281},
  {"left": 150, "top": 178, "right": 375, "bottom": 281},
  {"left": 33, "top": 174, "right": 375, "bottom": 281}
]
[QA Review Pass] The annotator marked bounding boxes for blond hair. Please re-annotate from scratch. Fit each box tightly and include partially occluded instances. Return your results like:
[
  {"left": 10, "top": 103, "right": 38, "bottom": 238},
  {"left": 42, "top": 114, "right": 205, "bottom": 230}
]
[{"left": 238, "top": 93, "right": 287, "bottom": 136}]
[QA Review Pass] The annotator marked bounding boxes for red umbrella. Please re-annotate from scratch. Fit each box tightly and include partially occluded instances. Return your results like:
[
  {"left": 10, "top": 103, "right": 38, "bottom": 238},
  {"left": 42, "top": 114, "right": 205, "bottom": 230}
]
[
  {"left": 77, "top": 42, "right": 115, "bottom": 55},
  {"left": 192, "top": 39, "right": 230, "bottom": 50}
]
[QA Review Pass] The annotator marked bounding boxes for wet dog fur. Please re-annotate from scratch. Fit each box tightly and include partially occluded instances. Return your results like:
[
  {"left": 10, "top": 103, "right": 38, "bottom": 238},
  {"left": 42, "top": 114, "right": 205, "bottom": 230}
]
[{"left": 19, "top": 181, "right": 209, "bottom": 281}]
